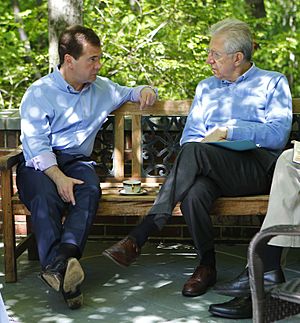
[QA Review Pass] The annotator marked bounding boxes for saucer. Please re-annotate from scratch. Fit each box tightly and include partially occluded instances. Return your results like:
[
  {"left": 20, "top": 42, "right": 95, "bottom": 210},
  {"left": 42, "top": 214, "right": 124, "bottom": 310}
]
[{"left": 119, "top": 189, "right": 148, "bottom": 195}]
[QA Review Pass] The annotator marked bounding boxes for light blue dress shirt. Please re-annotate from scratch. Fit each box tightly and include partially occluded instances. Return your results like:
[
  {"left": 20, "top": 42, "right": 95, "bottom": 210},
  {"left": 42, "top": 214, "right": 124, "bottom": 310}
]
[
  {"left": 20, "top": 66, "right": 152, "bottom": 171},
  {"left": 180, "top": 64, "right": 292, "bottom": 154}
]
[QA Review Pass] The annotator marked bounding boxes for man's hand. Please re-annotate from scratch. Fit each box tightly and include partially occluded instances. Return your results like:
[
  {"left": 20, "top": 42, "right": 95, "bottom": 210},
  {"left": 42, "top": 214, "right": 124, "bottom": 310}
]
[
  {"left": 44, "top": 165, "right": 84, "bottom": 206},
  {"left": 202, "top": 127, "right": 228, "bottom": 143},
  {"left": 139, "top": 86, "right": 157, "bottom": 109}
]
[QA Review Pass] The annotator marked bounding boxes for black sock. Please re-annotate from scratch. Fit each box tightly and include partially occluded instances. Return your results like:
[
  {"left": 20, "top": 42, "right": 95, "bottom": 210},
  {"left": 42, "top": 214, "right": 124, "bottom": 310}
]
[
  {"left": 55, "top": 243, "right": 81, "bottom": 262},
  {"left": 257, "top": 244, "right": 283, "bottom": 272},
  {"left": 129, "top": 214, "right": 160, "bottom": 248},
  {"left": 200, "top": 249, "right": 216, "bottom": 268}
]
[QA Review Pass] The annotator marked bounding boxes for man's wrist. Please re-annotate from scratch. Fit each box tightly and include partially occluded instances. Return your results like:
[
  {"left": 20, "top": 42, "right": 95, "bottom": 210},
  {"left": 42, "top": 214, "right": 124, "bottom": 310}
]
[
  {"left": 141, "top": 86, "right": 157, "bottom": 96},
  {"left": 220, "top": 127, "right": 228, "bottom": 139}
]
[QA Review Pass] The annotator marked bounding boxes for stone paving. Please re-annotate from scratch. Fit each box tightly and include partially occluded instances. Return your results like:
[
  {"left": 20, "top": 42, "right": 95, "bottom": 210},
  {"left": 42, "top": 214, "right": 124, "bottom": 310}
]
[{"left": 0, "top": 240, "right": 299, "bottom": 323}]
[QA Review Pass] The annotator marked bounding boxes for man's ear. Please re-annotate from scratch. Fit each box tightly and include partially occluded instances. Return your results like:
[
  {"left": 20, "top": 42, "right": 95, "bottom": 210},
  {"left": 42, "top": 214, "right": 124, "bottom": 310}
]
[
  {"left": 234, "top": 52, "right": 245, "bottom": 66},
  {"left": 64, "top": 54, "right": 74, "bottom": 67}
]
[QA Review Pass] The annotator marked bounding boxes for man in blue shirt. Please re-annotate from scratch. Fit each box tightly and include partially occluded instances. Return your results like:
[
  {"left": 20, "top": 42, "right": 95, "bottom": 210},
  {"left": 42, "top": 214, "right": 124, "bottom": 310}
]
[
  {"left": 17, "top": 25, "right": 157, "bottom": 309},
  {"left": 103, "top": 18, "right": 292, "bottom": 298}
]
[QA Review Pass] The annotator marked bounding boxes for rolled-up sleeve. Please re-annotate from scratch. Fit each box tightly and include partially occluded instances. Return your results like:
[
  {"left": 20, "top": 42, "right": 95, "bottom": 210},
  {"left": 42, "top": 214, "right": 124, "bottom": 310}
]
[
  {"left": 132, "top": 85, "right": 158, "bottom": 102},
  {"left": 25, "top": 151, "right": 57, "bottom": 171}
]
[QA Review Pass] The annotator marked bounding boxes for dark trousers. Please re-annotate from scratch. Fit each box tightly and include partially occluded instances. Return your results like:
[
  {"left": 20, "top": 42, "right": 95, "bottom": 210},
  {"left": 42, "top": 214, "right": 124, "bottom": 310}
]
[
  {"left": 16, "top": 153, "right": 101, "bottom": 268},
  {"left": 148, "top": 142, "right": 277, "bottom": 260}
]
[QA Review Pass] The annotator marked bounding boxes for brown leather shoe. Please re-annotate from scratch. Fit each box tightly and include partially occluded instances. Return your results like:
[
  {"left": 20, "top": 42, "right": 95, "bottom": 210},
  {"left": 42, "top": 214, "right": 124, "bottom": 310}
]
[
  {"left": 182, "top": 264, "right": 217, "bottom": 297},
  {"left": 102, "top": 236, "right": 141, "bottom": 267}
]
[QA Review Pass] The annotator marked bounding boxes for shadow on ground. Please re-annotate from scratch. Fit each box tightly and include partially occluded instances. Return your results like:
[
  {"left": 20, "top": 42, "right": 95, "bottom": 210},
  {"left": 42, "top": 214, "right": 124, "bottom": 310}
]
[{"left": 0, "top": 241, "right": 299, "bottom": 323}]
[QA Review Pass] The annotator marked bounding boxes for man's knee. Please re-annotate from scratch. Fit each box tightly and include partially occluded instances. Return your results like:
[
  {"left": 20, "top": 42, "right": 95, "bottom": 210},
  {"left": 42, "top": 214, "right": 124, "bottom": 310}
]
[
  {"left": 279, "top": 148, "right": 293, "bottom": 164},
  {"left": 180, "top": 177, "right": 220, "bottom": 218},
  {"left": 183, "top": 183, "right": 203, "bottom": 203},
  {"left": 184, "top": 177, "right": 219, "bottom": 202},
  {"left": 81, "top": 182, "right": 101, "bottom": 196}
]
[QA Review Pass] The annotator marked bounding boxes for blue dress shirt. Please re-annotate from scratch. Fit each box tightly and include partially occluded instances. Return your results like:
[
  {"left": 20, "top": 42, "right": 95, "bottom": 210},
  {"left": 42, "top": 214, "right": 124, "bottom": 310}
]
[
  {"left": 180, "top": 64, "right": 292, "bottom": 154},
  {"left": 20, "top": 66, "right": 151, "bottom": 171}
]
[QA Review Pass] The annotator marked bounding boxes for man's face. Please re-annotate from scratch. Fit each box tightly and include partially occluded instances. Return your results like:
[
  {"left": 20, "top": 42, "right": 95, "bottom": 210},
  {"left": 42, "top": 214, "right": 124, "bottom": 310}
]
[
  {"left": 206, "top": 35, "right": 237, "bottom": 81},
  {"left": 69, "top": 41, "right": 102, "bottom": 85}
]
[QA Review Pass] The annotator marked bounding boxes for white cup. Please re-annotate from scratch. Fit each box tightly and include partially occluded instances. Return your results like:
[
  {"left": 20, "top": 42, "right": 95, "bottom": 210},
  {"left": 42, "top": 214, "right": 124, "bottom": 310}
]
[{"left": 123, "top": 179, "right": 141, "bottom": 194}]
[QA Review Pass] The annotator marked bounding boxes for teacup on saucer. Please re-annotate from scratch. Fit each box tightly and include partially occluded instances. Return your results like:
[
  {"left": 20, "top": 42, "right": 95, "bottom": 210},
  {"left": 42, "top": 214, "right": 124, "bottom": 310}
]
[{"left": 122, "top": 179, "right": 141, "bottom": 194}]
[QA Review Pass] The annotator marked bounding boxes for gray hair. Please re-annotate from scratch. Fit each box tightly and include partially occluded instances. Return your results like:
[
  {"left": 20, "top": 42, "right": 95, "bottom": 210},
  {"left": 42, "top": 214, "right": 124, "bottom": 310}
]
[{"left": 209, "top": 18, "right": 253, "bottom": 61}]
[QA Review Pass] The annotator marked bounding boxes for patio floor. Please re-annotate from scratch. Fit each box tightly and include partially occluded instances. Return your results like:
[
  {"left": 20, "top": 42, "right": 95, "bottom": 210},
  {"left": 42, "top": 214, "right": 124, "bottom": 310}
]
[{"left": 0, "top": 239, "right": 299, "bottom": 323}]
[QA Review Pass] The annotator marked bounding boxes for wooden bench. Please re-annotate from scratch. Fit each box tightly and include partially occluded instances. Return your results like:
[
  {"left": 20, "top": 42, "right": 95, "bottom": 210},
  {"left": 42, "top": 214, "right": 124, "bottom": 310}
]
[{"left": 1, "top": 98, "right": 300, "bottom": 283}]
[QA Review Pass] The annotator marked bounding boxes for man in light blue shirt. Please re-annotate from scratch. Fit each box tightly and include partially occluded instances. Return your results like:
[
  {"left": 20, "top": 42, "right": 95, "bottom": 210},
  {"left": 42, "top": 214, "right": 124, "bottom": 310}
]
[
  {"left": 103, "top": 18, "right": 292, "bottom": 299},
  {"left": 16, "top": 25, "right": 157, "bottom": 309},
  {"left": 180, "top": 64, "right": 291, "bottom": 152}
]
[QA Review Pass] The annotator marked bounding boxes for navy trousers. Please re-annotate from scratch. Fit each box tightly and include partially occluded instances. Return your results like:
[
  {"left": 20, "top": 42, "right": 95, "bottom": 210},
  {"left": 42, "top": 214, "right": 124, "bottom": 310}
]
[
  {"left": 148, "top": 142, "right": 277, "bottom": 260},
  {"left": 16, "top": 153, "right": 101, "bottom": 269}
]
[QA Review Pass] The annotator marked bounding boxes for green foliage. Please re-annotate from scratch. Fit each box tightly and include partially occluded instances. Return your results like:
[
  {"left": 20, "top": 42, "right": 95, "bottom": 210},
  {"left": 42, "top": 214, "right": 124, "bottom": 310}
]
[
  {"left": 251, "top": 1, "right": 300, "bottom": 96},
  {"left": 84, "top": 0, "right": 246, "bottom": 99},
  {"left": 83, "top": 0, "right": 300, "bottom": 99},
  {"left": 0, "top": 0, "right": 299, "bottom": 109},
  {"left": 0, "top": 0, "right": 48, "bottom": 109}
]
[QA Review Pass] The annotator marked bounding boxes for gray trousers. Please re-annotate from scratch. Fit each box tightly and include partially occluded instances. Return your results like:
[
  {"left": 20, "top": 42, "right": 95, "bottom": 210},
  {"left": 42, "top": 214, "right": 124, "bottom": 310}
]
[
  {"left": 261, "top": 149, "right": 300, "bottom": 247},
  {"left": 148, "top": 142, "right": 277, "bottom": 260}
]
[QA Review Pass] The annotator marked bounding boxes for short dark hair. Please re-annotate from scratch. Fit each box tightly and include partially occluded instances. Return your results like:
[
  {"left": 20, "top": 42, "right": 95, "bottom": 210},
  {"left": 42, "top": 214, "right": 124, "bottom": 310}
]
[{"left": 58, "top": 25, "right": 101, "bottom": 65}]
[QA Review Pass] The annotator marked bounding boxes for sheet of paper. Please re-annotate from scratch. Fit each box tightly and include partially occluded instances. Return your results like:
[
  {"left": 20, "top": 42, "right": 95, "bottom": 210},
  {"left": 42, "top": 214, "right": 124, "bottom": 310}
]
[{"left": 293, "top": 140, "right": 300, "bottom": 164}]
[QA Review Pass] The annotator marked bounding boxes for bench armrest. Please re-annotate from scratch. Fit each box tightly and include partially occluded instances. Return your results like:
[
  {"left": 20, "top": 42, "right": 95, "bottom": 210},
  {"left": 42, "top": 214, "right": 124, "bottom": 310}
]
[{"left": 0, "top": 146, "right": 23, "bottom": 170}]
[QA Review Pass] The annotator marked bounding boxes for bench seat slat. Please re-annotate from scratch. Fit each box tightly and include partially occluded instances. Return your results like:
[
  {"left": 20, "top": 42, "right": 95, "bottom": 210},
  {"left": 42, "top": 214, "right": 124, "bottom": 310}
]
[{"left": 12, "top": 190, "right": 269, "bottom": 217}]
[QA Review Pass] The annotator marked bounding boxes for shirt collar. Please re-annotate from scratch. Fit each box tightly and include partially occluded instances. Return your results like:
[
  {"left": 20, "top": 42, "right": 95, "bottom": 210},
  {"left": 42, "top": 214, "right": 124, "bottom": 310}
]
[
  {"left": 221, "top": 62, "right": 256, "bottom": 85},
  {"left": 52, "top": 65, "right": 91, "bottom": 93}
]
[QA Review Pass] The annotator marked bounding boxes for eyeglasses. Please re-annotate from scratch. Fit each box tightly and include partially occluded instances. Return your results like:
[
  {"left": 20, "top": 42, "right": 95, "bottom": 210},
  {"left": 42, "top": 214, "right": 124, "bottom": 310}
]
[{"left": 205, "top": 48, "right": 236, "bottom": 61}]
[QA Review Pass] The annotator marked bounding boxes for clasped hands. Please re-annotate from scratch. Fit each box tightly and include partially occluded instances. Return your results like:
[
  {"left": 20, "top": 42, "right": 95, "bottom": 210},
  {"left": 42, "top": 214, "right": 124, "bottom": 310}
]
[{"left": 201, "top": 127, "right": 228, "bottom": 142}]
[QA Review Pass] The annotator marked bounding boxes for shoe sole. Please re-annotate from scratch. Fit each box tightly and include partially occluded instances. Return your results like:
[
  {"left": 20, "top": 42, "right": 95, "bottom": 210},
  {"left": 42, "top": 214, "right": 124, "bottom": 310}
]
[
  {"left": 208, "top": 309, "right": 252, "bottom": 319},
  {"left": 102, "top": 250, "right": 129, "bottom": 268},
  {"left": 63, "top": 258, "right": 85, "bottom": 309},
  {"left": 64, "top": 292, "right": 83, "bottom": 310},
  {"left": 40, "top": 272, "right": 62, "bottom": 292},
  {"left": 213, "top": 289, "right": 251, "bottom": 297},
  {"left": 182, "top": 290, "right": 208, "bottom": 297},
  {"left": 63, "top": 258, "right": 85, "bottom": 294}
]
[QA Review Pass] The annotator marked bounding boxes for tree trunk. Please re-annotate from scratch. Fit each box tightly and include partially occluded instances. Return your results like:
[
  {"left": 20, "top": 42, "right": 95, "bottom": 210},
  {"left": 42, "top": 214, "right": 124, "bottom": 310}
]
[
  {"left": 11, "top": 0, "right": 41, "bottom": 78},
  {"left": 48, "top": 0, "right": 83, "bottom": 72}
]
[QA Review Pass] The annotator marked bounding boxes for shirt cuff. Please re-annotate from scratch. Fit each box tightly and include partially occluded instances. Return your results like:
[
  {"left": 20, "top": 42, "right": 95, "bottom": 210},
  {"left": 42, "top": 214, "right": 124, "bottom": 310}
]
[
  {"left": 132, "top": 85, "right": 158, "bottom": 102},
  {"left": 25, "top": 151, "right": 58, "bottom": 171},
  {"left": 226, "top": 126, "right": 233, "bottom": 140}
]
